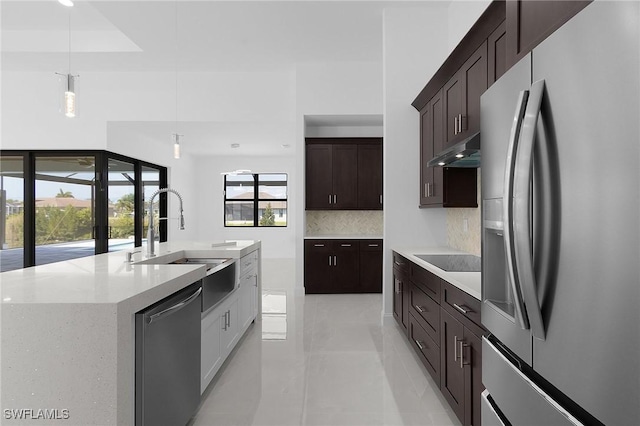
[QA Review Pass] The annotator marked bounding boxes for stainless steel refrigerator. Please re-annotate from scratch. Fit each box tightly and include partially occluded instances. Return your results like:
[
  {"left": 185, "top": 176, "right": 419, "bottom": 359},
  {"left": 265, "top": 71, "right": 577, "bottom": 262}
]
[{"left": 480, "top": 2, "right": 639, "bottom": 425}]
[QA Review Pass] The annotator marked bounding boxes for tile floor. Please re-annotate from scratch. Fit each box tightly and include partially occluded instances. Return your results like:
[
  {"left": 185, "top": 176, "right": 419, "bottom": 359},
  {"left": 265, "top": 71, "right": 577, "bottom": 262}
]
[{"left": 190, "top": 286, "right": 459, "bottom": 426}]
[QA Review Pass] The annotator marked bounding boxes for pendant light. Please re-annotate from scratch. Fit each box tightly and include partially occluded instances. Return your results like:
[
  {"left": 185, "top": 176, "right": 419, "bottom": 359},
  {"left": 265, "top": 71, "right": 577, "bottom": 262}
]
[
  {"left": 56, "top": 12, "right": 78, "bottom": 118},
  {"left": 172, "top": 0, "right": 182, "bottom": 159}
]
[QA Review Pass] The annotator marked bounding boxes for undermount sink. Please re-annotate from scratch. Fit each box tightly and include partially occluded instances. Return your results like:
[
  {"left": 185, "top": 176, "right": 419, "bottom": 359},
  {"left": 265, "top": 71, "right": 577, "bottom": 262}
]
[{"left": 414, "top": 254, "right": 481, "bottom": 272}]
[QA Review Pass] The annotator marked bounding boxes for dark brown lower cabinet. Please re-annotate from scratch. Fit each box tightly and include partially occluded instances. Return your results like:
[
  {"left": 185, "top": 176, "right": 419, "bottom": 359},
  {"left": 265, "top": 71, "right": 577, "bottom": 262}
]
[
  {"left": 441, "top": 307, "right": 483, "bottom": 426},
  {"left": 304, "top": 239, "right": 382, "bottom": 294},
  {"left": 393, "top": 252, "right": 484, "bottom": 425}
]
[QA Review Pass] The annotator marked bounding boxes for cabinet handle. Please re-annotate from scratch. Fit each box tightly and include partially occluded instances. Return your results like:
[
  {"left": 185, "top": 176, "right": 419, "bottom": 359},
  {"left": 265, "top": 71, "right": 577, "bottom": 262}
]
[
  {"left": 379, "top": 194, "right": 383, "bottom": 204},
  {"left": 328, "top": 195, "right": 332, "bottom": 204},
  {"left": 314, "top": 244, "right": 325, "bottom": 247},
  {"left": 414, "top": 305, "right": 425, "bottom": 313},
  {"left": 333, "top": 194, "right": 337, "bottom": 204},
  {"left": 328, "top": 256, "right": 332, "bottom": 266},
  {"left": 454, "top": 116, "right": 458, "bottom": 135},
  {"left": 333, "top": 255, "right": 337, "bottom": 266},
  {"left": 424, "top": 183, "right": 428, "bottom": 197},
  {"left": 394, "top": 261, "right": 404, "bottom": 267},
  {"left": 341, "top": 244, "right": 352, "bottom": 247},
  {"left": 453, "top": 303, "right": 472, "bottom": 315},
  {"left": 368, "top": 244, "right": 379, "bottom": 247},
  {"left": 415, "top": 340, "right": 425, "bottom": 350},
  {"left": 395, "top": 279, "right": 401, "bottom": 294},
  {"left": 459, "top": 114, "right": 465, "bottom": 132}
]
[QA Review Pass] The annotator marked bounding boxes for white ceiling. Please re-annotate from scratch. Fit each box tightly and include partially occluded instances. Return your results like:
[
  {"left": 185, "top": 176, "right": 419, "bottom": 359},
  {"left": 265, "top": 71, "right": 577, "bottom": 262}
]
[{"left": 1, "top": 0, "right": 441, "bottom": 72}]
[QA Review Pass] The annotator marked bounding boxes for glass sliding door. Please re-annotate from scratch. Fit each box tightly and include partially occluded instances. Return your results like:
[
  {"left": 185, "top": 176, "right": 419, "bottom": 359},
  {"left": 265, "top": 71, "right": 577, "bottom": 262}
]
[
  {"left": 0, "top": 156, "right": 25, "bottom": 272},
  {"left": 34, "top": 156, "right": 96, "bottom": 265},
  {"left": 107, "top": 159, "right": 136, "bottom": 252},
  {"left": 142, "top": 165, "right": 162, "bottom": 246}
]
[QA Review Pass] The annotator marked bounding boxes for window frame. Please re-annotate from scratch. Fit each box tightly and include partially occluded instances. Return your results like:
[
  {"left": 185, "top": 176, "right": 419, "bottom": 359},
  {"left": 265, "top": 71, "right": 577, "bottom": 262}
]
[{"left": 223, "top": 173, "right": 288, "bottom": 227}]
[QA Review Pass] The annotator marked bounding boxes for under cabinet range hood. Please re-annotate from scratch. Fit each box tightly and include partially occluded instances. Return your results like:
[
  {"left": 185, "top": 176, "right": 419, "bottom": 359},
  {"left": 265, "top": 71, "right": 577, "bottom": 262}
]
[{"left": 427, "top": 132, "right": 480, "bottom": 168}]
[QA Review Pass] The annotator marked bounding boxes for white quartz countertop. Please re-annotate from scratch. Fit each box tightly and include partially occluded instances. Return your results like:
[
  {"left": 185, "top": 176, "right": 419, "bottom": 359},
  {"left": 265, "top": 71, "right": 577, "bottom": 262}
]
[
  {"left": 305, "top": 235, "right": 383, "bottom": 240},
  {"left": 0, "top": 240, "right": 260, "bottom": 305},
  {"left": 393, "top": 247, "right": 481, "bottom": 300}
]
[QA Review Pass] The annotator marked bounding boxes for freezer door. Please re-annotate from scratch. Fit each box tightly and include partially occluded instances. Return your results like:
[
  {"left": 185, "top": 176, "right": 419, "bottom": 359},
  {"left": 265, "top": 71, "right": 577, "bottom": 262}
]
[
  {"left": 530, "top": 2, "right": 640, "bottom": 425},
  {"left": 481, "top": 53, "right": 533, "bottom": 365},
  {"left": 483, "top": 338, "right": 583, "bottom": 426}
]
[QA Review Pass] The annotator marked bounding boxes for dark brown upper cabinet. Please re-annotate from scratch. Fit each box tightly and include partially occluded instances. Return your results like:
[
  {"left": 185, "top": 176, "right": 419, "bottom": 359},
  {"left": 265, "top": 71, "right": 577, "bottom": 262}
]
[
  {"left": 305, "top": 138, "right": 382, "bottom": 210},
  {"left": 420, "top": 90, "right": 477, "bottom": 209},
  {"left": 443, "top": 41, "right": 487, "bottom": 149},
  {"left": 487, "top": 20, "right": 507, "bottom": 87},
  {"left": 357, "top": 143, "right": 383, "bottom": 210},
  {"left": 506, "top": 0, "right": 591, "bottom": 68}
]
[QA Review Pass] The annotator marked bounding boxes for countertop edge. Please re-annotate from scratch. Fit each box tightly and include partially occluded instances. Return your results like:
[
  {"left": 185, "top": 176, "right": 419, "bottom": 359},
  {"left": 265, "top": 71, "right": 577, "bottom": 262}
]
[{"left": 393, "top": 247, "right": 481, "bottom": 300}]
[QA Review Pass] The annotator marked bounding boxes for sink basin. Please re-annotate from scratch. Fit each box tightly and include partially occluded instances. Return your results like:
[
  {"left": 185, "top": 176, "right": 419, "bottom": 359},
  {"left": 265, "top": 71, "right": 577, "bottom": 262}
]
[{"left": 169, "top": 258, "right": 231, "bottom": 271}]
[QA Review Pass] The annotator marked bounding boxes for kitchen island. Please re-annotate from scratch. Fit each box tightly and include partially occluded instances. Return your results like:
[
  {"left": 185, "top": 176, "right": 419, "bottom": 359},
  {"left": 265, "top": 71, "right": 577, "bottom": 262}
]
[{"left": 0, "top": 240, "right": 261, "bottom": 426}]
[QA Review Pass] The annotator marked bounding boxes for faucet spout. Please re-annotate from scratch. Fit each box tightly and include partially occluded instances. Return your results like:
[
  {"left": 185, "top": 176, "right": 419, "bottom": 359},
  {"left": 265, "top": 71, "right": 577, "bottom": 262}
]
[{"left": 147, "top": 188, "right": 185, "bottom": 257}]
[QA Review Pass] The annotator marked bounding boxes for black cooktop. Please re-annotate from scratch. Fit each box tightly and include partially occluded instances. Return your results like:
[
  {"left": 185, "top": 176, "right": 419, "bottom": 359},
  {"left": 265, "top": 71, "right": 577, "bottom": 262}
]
[{"left": 415, "top": 254, "right": 481, "bottom": 272}]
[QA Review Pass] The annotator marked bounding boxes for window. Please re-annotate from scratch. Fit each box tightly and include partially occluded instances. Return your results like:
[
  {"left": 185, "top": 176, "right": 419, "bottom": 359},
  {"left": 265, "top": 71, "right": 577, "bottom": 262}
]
[{"left": 224, "top": 173, "right": 287, "bottom": 227}]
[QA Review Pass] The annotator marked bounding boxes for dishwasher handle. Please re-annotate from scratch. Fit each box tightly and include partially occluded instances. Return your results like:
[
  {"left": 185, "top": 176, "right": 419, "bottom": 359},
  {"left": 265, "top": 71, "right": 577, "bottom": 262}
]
[{"left": 147, "top": 287, "right": 202, "bottom": 324}]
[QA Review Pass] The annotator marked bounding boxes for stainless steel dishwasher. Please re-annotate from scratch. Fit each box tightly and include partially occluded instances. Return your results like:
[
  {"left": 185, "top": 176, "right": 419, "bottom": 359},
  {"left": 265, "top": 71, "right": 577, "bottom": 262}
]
[{"left": 135, "top": 282, "right": 202, "bottom": 426}]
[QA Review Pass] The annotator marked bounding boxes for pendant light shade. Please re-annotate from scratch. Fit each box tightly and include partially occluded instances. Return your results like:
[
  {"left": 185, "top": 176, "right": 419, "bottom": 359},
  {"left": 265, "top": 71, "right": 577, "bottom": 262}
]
[
  {"left": 173, "top": 134, "right": 182, "bottom": 159},
  {"left": 64, "top": 74, "right": 76, "bottom": 118}
]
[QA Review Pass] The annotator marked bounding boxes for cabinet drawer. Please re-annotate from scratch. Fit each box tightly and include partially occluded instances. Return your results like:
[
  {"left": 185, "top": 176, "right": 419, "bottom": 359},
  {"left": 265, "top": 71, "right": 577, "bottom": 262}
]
[
  {"left": 239, "top": 251, "right": 258, "bottom": 278},
  {"left": 409, "top": 313, "right": 440, "bottom": 387},
  {"left": 392, "top": 252, "right": 409, "bottom": 274},
  {"left": 441, "top": 281, "right": 482, "bottom": 330},
  {"left": 410, "top": 264, "right": 441, "bottom": 301},
  {"left": 409, "top": 283, "right": 440, "bottom": 342},
  {"left": 359, "top": 240, "right": 382, "bottom": 251}
]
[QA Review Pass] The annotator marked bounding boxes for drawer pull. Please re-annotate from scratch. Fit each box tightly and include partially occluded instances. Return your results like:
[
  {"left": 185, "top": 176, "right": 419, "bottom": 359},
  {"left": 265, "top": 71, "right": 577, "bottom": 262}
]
[
  {"left": 453, "top": 303, "right": 472, "bottom": 315},
  {"left": 314, "top": 244, "right": 325, "bottom": 247},
  {"left": 394, "top": 261, "right": 404, "bottom": 266},
  {"left": 368, "top": 244, "right": 379, "bottom": 247},
  {"left": 414, "top": 305, "right": 426, "bottom": 313},
  {"left": 415, "top": 340, "right": 425, "bottom": 350},
  {"left": 341, "top": 244, "right": 352, "bottom": 247}
]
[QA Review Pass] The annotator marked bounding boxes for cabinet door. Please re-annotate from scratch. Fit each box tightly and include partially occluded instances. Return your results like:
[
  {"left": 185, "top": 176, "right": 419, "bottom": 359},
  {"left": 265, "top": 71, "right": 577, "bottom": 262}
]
[
  {"left": 332, "top": 145, "right": 358, "bottom": 209},
  {"left": 460, "top": 41, "right": 487, "bottom": 139},
  {"left": 441, "top": 308, "right": 465, "bottom": 423},
  {"left": 419, "top": 103, "right": 433, "bottom": 207},
  {"left": 201, "top": 309, "right": 222, "bottom": 394},
  {"left": 488, "top": 20, "right": 507, "bottom": 87},
  {"left": 443, "top": 73, "right": 462, "bottom": 148},
  {"left": 506, "top": 0, "right": 591, "bottom": 68},
  {"left": 392, "top": 268, "right": 407, "bottom": 334},
  {"left": 304, "top": 240, "right": 333, "bottom": 294},
  {"left": 358, "top": 240, "right": 382, "bottom": 293},
  {"left": 357, "top": 144, "right": 383, "bottom": 209},
  {"left": 333, "top": 240, "right": 359, "bottom": 292},
  {"left": 238, "top": 272, "right": 254, "bottom": 331},
  {"left": 221, "top": 298, "right": 239, "bottom": 357},
  {"left": 463, "top": 329, "right": 483, "bottom": 426},
  {"left": 305, "top": 144, "right": 333, "bottom": 209}
]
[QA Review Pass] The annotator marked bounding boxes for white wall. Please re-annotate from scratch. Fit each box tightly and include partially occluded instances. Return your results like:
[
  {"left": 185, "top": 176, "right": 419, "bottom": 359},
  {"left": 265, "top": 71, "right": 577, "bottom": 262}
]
[
  {"left": 382, "top": 5, "right": 450, "bottom": 321},
  {"left": 447, "top": 1, "right": 493, "bottom": 53}
]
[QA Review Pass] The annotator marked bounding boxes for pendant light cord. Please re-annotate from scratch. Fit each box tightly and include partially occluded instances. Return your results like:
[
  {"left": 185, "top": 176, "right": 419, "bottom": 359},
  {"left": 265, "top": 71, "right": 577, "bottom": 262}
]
[
  {"left": 175, "top": 0, "right": 178, "bottom": 133},
  {"left": 68, "top": 12, "right": 72, "bottom": 74}
]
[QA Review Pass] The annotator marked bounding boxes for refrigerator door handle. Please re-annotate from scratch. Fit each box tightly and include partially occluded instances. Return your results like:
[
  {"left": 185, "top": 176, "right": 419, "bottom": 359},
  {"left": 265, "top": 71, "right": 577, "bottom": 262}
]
[
  {"left": 513, "top": 79, "right": 546, "bottom": 340},
  {"left": 503, "top": 89, "right": 530, "bottom": 330}
]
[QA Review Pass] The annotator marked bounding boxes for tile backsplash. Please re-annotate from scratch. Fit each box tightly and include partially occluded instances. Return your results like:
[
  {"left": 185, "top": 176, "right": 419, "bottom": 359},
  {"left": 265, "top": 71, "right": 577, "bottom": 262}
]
[
  {"left": 446, "top": 169, "right": 481, "bottom": 256},
  {"left": 306, "top": 210, "right": 383, "bottom": 236}
]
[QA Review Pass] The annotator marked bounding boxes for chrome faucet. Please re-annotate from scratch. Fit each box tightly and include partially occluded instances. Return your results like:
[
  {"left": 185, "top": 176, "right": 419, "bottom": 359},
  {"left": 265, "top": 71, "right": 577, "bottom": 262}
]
[{"left": 147, "top": 188, "right": 185, "bottom": 257}]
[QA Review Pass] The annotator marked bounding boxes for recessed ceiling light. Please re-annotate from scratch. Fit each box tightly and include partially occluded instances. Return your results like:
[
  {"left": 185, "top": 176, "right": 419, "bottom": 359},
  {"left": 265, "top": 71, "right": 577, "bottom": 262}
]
[
  {"left": 58, "top": 0, "right": 74, "bottom": 7},
  {"left": 455, "top": 154, "right": 464, "bottom": 158},
  {"left": 231, "top": 143, "right": 240, "bottom": 148}
]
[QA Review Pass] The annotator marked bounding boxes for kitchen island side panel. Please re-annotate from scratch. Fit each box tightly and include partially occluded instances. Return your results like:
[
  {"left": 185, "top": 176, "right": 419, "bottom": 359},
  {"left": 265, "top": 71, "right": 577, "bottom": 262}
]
[{"left": 1, "top": 303, "right": 119, "bottom": 426}]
